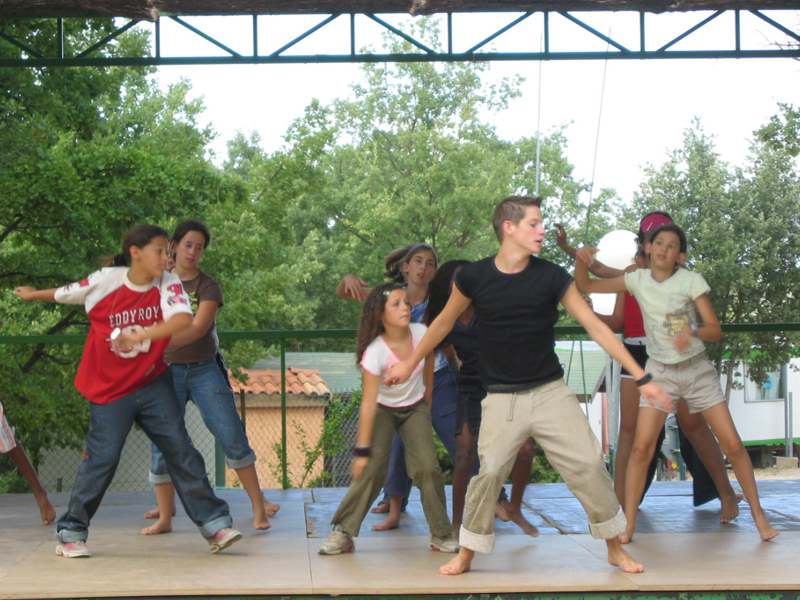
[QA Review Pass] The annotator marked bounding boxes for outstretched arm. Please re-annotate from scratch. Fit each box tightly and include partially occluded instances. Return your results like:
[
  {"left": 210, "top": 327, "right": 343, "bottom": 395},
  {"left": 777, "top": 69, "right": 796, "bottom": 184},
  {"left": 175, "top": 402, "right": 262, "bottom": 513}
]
[
  {"left": 14, "top": 287, "right": 56, "bottom": 302},
  {"left": 384, "top": 287, "right": 471, "bottom": 385},
  {"left": 561, "top": 283, "right": 671, "bottom": 411},
  {"left": 556, "top": 225, "right": 625, "bottom": 278},
  {"left": 573, "top": 249, "right": 627, "bottom": 294}
]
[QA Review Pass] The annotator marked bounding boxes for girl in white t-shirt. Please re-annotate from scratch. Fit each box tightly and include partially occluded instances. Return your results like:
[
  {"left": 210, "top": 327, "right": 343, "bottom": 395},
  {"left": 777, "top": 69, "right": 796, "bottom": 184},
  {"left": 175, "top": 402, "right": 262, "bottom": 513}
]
[
  {"left": 318, "top": 282, "right": 457, "bottom": 555},
  {"left": 575, "top": 223, "right": 777, "bottom": 545}
]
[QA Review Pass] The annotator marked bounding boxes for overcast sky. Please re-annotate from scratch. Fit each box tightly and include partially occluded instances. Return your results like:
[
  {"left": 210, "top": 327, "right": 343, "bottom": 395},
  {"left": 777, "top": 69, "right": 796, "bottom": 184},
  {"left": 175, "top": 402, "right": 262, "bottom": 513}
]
[{"left": 151, "top": 11, "right": 800, "bottom": 203}]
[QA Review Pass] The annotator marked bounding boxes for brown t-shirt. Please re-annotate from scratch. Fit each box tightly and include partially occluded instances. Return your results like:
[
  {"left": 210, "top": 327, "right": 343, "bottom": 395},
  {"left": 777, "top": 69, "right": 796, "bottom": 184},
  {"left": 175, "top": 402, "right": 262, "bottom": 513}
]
[{"left": 165, "top": 271, "right": 224, "bottom": 364}]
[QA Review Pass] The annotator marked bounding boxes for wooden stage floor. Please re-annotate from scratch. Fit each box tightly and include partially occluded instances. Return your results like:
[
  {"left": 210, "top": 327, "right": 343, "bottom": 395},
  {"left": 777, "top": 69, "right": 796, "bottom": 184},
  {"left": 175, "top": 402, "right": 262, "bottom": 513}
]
[{"left": 2, "top": 480, "right": 800, "bottom": 599}]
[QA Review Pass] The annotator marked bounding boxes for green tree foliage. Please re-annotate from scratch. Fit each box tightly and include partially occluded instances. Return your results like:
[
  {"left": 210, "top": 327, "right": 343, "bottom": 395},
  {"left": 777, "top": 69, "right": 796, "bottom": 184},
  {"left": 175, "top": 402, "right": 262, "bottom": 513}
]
[
  {"left": 230, "top": 21, "right": 603, "bottom": 334},
  {"left": 0, "top": 19, "right": 230, "bottom": 466},
  {"left": 630, "top": 117, "right": 799, "bottom": 394}
]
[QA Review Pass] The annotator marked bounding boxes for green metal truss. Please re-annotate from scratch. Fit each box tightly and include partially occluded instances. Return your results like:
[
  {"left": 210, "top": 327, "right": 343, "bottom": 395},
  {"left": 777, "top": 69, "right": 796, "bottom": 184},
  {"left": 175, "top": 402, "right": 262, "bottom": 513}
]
[{"left": 0, "top": 8, "right": 799, "bottom": 67}]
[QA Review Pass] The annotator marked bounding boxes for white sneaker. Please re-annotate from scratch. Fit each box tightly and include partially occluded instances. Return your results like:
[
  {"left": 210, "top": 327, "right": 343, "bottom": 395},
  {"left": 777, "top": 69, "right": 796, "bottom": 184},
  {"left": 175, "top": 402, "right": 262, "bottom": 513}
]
[
  {"left": 318, "top": 529, "right": 354, "bottom": 555},
  {"left": 56, "top": 541, "right": 91, "bottom": 558},
  {"left": 208, "top": 528, "right": 242, "bottom": 554},
  {"left": 430, "top": 535, "right": 459, "bottom": 553}
]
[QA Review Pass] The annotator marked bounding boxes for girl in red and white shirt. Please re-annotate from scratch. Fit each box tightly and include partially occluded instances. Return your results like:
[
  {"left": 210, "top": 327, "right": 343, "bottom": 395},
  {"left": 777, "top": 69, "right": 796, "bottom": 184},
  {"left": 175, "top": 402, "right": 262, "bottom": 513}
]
[{"left": 15, "top": 224, "right": 240, "bottom": 558}]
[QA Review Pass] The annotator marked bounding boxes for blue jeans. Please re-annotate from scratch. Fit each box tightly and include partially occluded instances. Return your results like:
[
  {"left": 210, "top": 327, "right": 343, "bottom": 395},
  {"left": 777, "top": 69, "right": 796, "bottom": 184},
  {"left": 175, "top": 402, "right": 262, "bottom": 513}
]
[
  {"left": 383, "top": 366, "right": 460, "bottom": 502},
  {"left": 56, "top": 371, "right": 232, "bottom": 542},
  {"left": 149, "top": 358, "right": 256, "bottom": 484}
]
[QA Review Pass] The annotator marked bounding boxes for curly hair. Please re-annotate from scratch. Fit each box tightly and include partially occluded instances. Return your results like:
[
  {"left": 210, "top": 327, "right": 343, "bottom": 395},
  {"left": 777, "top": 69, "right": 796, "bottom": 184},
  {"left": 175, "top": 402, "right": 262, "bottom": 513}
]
[{"left": 356, "top": 282, "right": 407, "bottom": 365}]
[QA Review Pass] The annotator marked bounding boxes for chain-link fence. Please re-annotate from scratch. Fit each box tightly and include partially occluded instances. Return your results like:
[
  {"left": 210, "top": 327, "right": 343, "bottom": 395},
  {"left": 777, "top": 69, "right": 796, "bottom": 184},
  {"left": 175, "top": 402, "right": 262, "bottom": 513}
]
[{"left": 5, "top": 325, "right": 799, "bottom": 494}]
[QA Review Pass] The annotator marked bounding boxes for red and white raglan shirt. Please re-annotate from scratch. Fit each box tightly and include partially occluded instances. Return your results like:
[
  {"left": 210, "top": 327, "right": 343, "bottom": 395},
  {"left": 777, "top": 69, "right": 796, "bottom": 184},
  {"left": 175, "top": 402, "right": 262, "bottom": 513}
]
[{"left": 54, "top": 268, "right": 192, "bottom": 405}]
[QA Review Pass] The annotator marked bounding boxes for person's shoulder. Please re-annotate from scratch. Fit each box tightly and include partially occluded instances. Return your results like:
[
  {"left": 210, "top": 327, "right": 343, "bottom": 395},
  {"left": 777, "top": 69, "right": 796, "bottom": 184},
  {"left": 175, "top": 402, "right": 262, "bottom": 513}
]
[
  {"left": 197, "top": 270, "right": 220, "bottom": 287},
  {"left": 361, "top": 335, "right": 386, "bottom": 363},
  {"left": 677, "top": 267, "right": 711, "bottom": 290},
  {"left": 463, "top": 256, "right": 493, "bottom": 274}
]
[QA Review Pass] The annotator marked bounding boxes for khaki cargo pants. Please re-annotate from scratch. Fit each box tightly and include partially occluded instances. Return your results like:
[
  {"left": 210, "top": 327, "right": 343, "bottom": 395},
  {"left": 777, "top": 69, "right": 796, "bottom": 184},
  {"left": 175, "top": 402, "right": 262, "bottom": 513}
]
[{"left": 460, "top": 379, "right": 626, "bottom": 553}]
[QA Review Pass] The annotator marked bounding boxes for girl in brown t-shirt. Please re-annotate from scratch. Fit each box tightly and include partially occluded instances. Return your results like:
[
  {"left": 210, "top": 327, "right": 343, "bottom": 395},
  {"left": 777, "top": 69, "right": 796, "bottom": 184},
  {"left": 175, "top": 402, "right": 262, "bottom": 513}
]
[{"left": 142, "top": 220, "right": 280, "bottom": 535}]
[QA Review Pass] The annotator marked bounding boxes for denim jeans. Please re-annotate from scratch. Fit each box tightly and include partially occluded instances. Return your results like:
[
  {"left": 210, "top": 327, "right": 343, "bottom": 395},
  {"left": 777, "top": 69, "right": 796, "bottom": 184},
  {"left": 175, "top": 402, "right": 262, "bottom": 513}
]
[
  {"left": 149, "top": 358, "right": 256, "bottom": 484},
  {"left": 382, "top": 366, "right": 460, "bottom": 502},
  {"left": 56, "top": 370, "right": 232, "bottom": 542}
]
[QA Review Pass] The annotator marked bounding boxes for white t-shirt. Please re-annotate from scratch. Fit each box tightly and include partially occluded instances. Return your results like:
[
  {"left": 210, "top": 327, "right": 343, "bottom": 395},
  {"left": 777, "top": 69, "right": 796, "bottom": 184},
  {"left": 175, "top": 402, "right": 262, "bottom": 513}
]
[
  {"left": 624, "top": 268, "right": 710, "bottom": 365},
  {"left": 360, "top": 323, "right": 427, "bottom": 408}
]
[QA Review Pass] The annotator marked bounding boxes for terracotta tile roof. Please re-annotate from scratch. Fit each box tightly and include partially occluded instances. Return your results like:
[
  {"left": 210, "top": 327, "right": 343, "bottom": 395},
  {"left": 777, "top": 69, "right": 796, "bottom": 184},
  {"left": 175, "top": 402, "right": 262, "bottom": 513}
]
[{"left": 229, "top": 368, "right": 331, "bottom": 398}]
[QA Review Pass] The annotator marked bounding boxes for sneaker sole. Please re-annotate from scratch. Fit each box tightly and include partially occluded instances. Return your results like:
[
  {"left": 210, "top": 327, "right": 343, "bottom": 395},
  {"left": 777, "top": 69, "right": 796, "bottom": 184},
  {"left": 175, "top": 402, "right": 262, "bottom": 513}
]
[
  {"left": 55, "top": 545, "right": 91, "bottom": 558},
  {"left": 210, "top": 530, "right": 242, "bottom": 554},
  {"left": 318, "top": 542, "right": 354, "bottom": 555}
]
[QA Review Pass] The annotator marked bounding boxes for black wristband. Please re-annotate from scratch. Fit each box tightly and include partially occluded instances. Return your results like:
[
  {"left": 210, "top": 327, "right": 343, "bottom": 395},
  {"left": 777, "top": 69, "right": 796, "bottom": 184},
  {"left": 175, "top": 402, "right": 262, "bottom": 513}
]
[
  {"left": 352, "top": 446, "right": 371, "bottom": 457},
  {"left": 635, "top": 373, "right": 653, "bottom": 387}
]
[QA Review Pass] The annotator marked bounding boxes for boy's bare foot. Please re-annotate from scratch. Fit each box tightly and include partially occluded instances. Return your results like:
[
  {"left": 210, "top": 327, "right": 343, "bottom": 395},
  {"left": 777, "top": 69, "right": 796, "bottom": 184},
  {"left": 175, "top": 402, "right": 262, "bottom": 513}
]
[
  {"left": 370, "top": 500, "right": 389, "bottom": 514},
  {"left": 607, "top": 538, "right": 644, "bottom": 573},
  {"left": 140, "top": 521, "right": 173, "bottom": 535},
  {"left": 143, "top": 506, "right": 176, "bottom": 520},
  {"left": 618, "top": 528, "right": 634, "bottom": 545},
  {"left": 372, "top": 515, "right": 400, "bottom": 531},
  {"left": 264, "top": 499, "right": 280, "bottom": 517},
  {"left": 754, "top": 514, "right": 779, "bottom": 541},
  {"left": 720, "top": 492, "right": 742, "bottom": 523},
  {"left": 506, "top": 508, "right": 539, "bottom": 537},
  {"left": 494, "top": 500, "right": 512, "bottom": 521},
  {"left": 37, "top": 495, "right": 56, "bottom": 525},
  {"left": 439, "top": 548, "right": 474, "bottom": 575}
]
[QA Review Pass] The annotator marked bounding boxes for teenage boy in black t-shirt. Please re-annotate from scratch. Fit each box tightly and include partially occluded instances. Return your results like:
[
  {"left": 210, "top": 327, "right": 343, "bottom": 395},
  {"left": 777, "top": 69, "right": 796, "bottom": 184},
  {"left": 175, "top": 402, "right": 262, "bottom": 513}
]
[{"left": 385, "top": 196, "right": 671, "bottom": 575}]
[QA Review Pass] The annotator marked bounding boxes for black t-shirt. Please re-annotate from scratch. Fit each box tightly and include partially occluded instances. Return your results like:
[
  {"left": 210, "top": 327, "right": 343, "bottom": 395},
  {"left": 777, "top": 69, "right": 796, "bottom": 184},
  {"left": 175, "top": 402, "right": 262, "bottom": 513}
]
[
  {"left": 455, "top": 255, "right": 573, "bottom": 391},
  {"left": 444, "top": 316, "right": 484, "bottom": 400}
]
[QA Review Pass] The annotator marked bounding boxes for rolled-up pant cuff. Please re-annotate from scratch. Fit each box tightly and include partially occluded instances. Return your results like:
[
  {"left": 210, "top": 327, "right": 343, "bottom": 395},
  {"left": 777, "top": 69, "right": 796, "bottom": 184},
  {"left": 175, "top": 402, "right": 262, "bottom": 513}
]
[
  {"left": 459, "top": 524, "right": 495, "bottom": 554},
  {"left": 149, "top": 471, "right": 172, "bottom": 485},
  {"left": 56, "top": 528, "right": 87, "bottom": 543},
  {"left": 198, "top": 515, "right": 233, "bottom": 539},
  {"left": 588, "top": 507, "right": 627, "bottom": 539},
  {"left": 226, "top": 452, "right": 256, "bottom": 470}
]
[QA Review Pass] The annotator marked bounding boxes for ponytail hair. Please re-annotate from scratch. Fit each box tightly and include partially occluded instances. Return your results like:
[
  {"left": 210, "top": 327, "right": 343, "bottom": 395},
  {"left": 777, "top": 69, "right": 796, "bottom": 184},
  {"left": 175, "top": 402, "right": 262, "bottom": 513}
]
[
  {"left": 383, "top": 243, "right": 438, "bottom": 283},
  {"left": 104, "top": 224, "right": 169, "bottom": 267},
  {"left": 356, "top": 282, "right": 406, "bottom": 365}
]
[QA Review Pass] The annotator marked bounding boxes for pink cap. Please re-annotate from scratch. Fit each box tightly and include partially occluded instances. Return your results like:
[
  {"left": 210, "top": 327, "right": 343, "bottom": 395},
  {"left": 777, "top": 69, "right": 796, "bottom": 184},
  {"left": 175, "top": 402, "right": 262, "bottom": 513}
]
[{"left": 639, "top": 212, "right": 673, "bottom": 235}]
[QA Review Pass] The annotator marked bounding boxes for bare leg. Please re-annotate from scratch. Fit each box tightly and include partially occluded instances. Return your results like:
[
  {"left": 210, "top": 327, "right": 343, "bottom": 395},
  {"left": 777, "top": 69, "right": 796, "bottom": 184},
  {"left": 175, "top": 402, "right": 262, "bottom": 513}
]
[
  {"left": 621, "top": 408, "right": 667, "bottom": 544},
  {"left": 675, "top": 400, "right": 740, "bottom": 523},
  {"left": 614, "top": 378, "right": 641, "bottom": 505},
  {"left": 452, "top": 422, "right": 476, "bottom": 533},
  {"left": 702, "top": 404, "right": 778, "bottom": 541},
  {"left": 498, "top": 438, "right": 538, "bottom": 536},
  {"left": 235, "top": 463, "right": 272, "bottom": 530},
  {"left": 439, "top": 547, "right": 474, "bottom": 575},
  {"left": 140, "top": 483, "right": 175, "bottom": 535},
  {"left": 607, "top": 537, "right": 644, "bottom": 573},
  {"left": 372, "top": 495, "right": 402, "bottom": 531},
  {"left": 8, "top": 445, "right": 55, "bottom": 525}
]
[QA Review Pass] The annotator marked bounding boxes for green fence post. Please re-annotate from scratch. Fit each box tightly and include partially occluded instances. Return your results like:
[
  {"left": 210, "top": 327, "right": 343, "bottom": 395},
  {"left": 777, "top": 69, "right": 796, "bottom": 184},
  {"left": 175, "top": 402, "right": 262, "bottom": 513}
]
[{"left": 280, "top": 338, "right": 289, "bottom": 489}]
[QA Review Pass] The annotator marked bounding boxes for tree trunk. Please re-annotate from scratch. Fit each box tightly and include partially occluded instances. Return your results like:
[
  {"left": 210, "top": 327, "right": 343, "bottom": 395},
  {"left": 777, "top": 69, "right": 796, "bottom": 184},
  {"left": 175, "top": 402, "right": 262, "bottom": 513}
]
[{"left": 1, "top": 1, "right": 796, "bottom": 21}]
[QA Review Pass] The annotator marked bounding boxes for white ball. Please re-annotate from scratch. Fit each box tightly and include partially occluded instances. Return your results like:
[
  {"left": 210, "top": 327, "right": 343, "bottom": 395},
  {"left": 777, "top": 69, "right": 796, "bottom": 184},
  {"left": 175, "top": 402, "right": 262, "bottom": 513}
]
[{"left": 595, "top": 229, "right": 638, "bottom": 270}]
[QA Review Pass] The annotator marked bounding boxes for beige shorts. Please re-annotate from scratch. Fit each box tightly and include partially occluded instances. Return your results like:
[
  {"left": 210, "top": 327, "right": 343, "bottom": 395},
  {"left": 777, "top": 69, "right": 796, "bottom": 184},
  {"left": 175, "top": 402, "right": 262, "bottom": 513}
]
[{"left": 639, "top": 353, "right": 725, "bottom": 414}]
